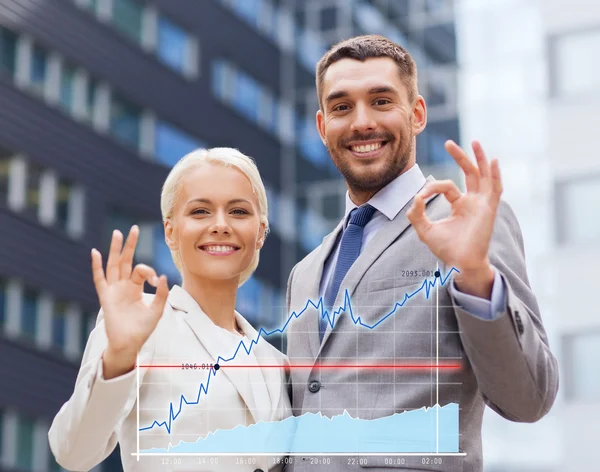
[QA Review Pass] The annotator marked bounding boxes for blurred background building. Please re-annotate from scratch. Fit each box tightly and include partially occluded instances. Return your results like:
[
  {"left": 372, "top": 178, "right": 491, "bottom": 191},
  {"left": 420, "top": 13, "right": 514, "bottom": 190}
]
[
  {"left": 4, "top": 0, "right": 596, "bottom": 471},
  {"left": 458, "top": 0, "right": 600, "bottom": 470}
]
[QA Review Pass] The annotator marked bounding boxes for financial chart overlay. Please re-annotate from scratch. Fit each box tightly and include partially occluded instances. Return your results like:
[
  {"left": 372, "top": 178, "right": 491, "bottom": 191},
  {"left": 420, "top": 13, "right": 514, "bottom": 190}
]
[{"left": 134, "top": 267, "right": 464, "bottom": 458}]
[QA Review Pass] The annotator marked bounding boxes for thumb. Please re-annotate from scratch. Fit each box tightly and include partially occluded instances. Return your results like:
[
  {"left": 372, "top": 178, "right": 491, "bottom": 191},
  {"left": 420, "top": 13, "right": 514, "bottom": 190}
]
[{"left": 150, "top": 275, "right": 169, "bottom": 319}]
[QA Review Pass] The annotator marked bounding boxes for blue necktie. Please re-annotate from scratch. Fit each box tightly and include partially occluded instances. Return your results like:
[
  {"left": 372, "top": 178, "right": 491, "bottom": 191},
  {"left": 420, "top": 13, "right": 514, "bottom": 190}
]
[{"left": 320, "top": 204, "right": 377, "bottom": 342}]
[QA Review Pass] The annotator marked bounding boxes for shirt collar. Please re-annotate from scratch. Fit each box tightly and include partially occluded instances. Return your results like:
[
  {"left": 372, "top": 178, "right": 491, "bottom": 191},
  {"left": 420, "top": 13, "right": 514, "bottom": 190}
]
[{"left": 343, "top": 164, "right": 427, "bottom": 225}]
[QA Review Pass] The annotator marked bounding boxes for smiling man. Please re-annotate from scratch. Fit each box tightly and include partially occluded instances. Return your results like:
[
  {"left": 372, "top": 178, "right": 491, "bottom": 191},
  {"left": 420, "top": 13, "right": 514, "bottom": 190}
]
[{"left": 285, "top": 35, "right": 558, "bottom": 472}]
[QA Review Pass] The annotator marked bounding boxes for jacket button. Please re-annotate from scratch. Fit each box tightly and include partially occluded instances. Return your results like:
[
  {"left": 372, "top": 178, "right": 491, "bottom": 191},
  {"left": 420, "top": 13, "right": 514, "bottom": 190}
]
[
  {"left": 308, "top": 380, "right": 321, "bottom": 393},
  {"left": 515, "top": 311, "right": 524, "bottom": 335}
]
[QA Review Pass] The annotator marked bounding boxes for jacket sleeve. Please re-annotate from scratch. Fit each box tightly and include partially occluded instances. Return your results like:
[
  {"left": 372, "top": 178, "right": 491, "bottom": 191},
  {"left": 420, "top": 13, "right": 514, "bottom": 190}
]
[
  {"left": 48, "top": 307, "right": 155, "bottom": 471},
  {"left": 449, "top": 200, "right": 559, "bottom": 423}
]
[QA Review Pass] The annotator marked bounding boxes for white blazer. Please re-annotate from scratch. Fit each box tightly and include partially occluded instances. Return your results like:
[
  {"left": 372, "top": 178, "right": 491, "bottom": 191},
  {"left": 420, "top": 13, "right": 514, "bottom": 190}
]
[{"left": 48, "top": 285, "right": 292, "bottom": 472}]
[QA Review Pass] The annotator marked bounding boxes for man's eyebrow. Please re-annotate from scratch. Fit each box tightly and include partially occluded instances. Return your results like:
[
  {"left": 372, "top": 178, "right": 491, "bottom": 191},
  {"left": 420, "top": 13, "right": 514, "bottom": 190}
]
[
  {"left": 325, "top": 90, "right": 349, "bottom": 103},
  {"left": 326, "top": 86, "right": 398, "bottom": 103},
  {"left": 368, "top": 86, "right": 398, "bottom": 95}
]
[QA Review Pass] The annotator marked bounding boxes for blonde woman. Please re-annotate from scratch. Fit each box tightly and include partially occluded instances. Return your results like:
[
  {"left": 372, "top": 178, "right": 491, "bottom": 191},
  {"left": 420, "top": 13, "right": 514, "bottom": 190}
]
[{"left": 48, "top": 148, "right": 292, "bottom": 471}]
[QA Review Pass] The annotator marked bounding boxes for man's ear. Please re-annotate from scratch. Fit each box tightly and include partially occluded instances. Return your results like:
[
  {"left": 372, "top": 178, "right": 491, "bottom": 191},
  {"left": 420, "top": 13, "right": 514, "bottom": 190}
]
[
  {"left": 412, "top": 95, "right": 427, "bottom": 136},
  {"left": 164, "top": 218, "right": 178, "bottom": 251},
  {"left": 316, "top": 109, "right": 327, "bottom": 146}
]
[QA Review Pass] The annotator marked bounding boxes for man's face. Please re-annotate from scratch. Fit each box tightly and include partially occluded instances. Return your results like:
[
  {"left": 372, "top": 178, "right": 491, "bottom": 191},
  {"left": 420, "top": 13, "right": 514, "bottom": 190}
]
[{"left": 317, "top": 57, "right": 426, "bottom": 197}]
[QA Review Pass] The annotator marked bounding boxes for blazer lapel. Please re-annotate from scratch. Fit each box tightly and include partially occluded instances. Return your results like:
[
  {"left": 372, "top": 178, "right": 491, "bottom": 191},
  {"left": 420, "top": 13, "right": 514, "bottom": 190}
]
[
  {"left": 295, "top": 221, "right": 344, "bottom": 359},
  {"left": 235, "top": 314, "right": 285, "bottom": 423},
  {"left": 318, "top": 179, "right": 439, "bottom": 350},
  {"left": 167, "top": 286, "right": 259, "bottom": 423}
]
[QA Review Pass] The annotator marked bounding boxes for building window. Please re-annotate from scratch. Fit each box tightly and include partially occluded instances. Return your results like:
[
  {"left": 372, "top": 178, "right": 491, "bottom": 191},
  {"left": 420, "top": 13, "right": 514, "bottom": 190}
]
[
  {"left": 56, "top": 178, "right": 72, "bottom": 232},
  {"left": 84, "top": 76, "right": 99, "bottom": 122},
  {"left": 551, "top": 28, "right": 600, "bottom": 97},
  {"left": 112, "top": 0, "right": 144, "bottom": 43},
  {"left": 564, "top": 331, "right": 600, "bottom": 402},
  {"left": 21, "top": 288, "right": 39, "bottom": 341},
  {"left": 59, "top": 63, "right": 77, "bottom": 114},
  {"left": 154, "top": 121, "right": 203, "bottom": 167},
  {"left": 110, "top": 95, "right": 141, "bottom": 150},
  {"left": 157, "top": 15, "right": 195, "bottom": 75},
  {"left": 30, "top": 45, "right": 47, "bottom": 94},
  {"left": 0, "top": 277, "right": 6, "bottom": 328},
  {"left": 52, "top": 300, "right": 68, "bottom": 352},
  {"left": 212, "top": 59, "right": 284, "bottom": 137},
  {"left": 297, "top": 117, "right": 329, "bottom": 168},
  {"left": 0, "top": 147, "right": 11, "bottom": 205},
  {"left": 80, "top": 312, "right": 96, "bottom": 354},
  {"left": 25, "top": 161, "right": 43, "bottom": 220},
  {"left": 16, "top": 416, "right": 35, "bottom": 470},
  {"left": 0, "top": 26, "right": 18, "bottom": 78},
  {"left": 556, "top": 175, "right": 600, "bottom": 245}
]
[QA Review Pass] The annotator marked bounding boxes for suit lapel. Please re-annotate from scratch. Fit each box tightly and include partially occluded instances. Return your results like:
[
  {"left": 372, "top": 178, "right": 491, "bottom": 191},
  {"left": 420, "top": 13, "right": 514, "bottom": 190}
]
[
  {"left": 318, "top": 178, "right": 439, "bottom": 350},
  {"left": 168, "top": 286, "right": 260, "bottom": 423},
  {"left": 296, "top": 221, "right": 344, "bottom": 359}
]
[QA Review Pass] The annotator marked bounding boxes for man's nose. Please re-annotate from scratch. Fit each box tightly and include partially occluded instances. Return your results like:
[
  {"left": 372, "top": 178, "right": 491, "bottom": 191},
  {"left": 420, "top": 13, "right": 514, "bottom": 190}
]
[{"left": 351, "top": 103, "right": 377, "bottom": 133}]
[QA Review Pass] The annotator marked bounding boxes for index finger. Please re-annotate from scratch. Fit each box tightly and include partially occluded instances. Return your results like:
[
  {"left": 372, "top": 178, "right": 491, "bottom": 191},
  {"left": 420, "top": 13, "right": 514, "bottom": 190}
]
[
  {"left": 445, "top": 140, "right": 479, "bottom": 192},
  {"left": 91, "top": 248, "right": 107, "bottom": 303}
]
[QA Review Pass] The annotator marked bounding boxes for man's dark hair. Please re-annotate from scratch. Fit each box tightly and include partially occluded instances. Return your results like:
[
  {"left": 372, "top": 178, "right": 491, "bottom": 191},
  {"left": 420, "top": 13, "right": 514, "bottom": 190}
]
[{"left": 316, "top": 34, "right": 418, "bottom": 110}]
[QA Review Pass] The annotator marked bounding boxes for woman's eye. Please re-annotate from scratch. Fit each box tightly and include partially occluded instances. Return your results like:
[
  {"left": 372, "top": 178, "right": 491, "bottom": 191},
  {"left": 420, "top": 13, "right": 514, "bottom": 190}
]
[
  {"left": 231, "top": 209, "right": 249, "bottom": 215},
  {"left": 191, "top": 209, "right": 208, "bottom": 215}
]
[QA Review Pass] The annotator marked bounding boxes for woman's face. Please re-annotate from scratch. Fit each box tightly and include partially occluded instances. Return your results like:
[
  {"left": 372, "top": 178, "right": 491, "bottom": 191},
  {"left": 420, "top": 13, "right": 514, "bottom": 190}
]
[{"left": 165, "top": 163, "right": 265, "bottom": 284}]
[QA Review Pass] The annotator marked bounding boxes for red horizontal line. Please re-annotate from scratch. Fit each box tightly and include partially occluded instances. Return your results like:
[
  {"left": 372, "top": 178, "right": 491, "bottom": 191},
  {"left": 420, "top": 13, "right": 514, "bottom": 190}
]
[{"left": 137, "top": 364, "right": 461, "bottom": 370}]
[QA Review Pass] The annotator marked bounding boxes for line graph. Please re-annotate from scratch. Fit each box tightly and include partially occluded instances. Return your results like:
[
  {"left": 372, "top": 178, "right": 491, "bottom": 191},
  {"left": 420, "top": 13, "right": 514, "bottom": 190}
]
[{"left": 138, "top": 267, "right": 459, "bottom": 435}]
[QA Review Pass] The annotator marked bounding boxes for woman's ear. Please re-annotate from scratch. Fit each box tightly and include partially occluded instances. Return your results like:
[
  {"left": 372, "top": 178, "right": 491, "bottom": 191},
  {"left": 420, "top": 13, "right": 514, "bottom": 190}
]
[
  {"left": 256, "top": 223, "right": 266, "bottom": 250},
  {"left": 164, "top": 218, "right": 178, "bottom": 251}
]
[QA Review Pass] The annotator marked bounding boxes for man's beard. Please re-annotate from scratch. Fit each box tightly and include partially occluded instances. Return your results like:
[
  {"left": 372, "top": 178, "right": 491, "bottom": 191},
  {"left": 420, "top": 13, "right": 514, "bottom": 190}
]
[{"left": 328, "top": 131, "right": 413, "bottom": 194}]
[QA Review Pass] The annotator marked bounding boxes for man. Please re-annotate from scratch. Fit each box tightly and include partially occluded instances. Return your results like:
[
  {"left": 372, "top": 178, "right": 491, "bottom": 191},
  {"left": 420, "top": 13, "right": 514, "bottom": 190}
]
[{"left": 285, "top": 35, "right": 558, "bottom": 472}]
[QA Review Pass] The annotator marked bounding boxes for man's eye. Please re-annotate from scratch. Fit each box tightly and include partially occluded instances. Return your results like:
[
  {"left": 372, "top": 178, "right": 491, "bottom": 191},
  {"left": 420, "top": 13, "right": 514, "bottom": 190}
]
[
  {"left": 333, "top": 104, "right": 350, "bottom": 112},
  {"left": 374, "top": 99, "right": 391, "bottom": 106}
]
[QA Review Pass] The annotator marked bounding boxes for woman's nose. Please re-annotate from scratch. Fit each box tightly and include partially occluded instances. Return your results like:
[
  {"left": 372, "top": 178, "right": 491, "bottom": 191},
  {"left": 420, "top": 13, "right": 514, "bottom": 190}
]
[{"left": 209, "top": 212, "right": 231, "bottom": 234}]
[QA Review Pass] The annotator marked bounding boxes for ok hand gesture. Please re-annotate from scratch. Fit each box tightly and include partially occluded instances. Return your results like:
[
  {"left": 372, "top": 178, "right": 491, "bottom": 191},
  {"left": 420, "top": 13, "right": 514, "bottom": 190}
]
[
  {"left": 407, "top": 140, "right": 502, "bottom": 298},
  {"left": 91, "top": 226, "right": 169, "bottom": 378}
]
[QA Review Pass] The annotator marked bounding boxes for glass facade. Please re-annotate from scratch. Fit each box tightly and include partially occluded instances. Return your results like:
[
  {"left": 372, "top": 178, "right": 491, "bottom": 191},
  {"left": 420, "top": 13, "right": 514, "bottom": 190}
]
[
  {"left": 557, "top": 176, "right": 600, "bottom": 245},
  {"left": 0, "top": 26, "right": 17, "bottom": 77},
  {"left": 59, "top": 63, "right": 77, "bottom": 114},
  {"left": 112, "top": 0, "right": 144, "bottom": 43},
  {"left": 16, "top": 416, "right": 35, "bottom": 470},
  {"left": 552, "top": 28, "right": 600, "bottom": 97},
  {"left": 564, "top": 331, "right": 600, "bottom": 402},
  {"left": 154, "top": 120, "right": 204, "bottom": 167},
  {"left": 157, "top": 15, "right": 190, "bottom": 73},
  {"left": 21, "top": 288, "right": 38, "bottom": 341},
  {"left": 52, "top": 300, "right": 69, "bottom": 352},
  {"left": 110, "top": 94, "right": 142, "bottom": 150},
  {"left": 30, "top": 45, "right": 47, "bottom": 94}
]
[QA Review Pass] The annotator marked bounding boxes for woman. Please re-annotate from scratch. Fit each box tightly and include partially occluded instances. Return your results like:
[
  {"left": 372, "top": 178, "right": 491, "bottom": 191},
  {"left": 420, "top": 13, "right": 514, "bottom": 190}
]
[{"left": 48, "top": 148, "right": 292, "bottom": 471}]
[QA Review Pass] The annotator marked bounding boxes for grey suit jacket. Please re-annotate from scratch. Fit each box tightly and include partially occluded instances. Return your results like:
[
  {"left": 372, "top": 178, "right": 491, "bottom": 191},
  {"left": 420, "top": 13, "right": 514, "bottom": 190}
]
[{"left": 285, "top": 189, "right": 558, "bottom": 472}]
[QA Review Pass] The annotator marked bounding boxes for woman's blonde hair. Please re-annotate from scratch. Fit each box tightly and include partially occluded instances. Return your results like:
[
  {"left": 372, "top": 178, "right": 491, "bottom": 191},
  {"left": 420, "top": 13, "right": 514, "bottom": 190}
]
[{"left": 160, "top": 147, "right": 269, "bottom": 286}]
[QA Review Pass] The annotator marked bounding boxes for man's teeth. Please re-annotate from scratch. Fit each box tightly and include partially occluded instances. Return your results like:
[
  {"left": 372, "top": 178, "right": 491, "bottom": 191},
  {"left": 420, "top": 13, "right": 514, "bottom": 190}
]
[
  {"left": 202, "top": 245, "right": 237, "bottom": 252},
  {"left": 351, "top": 142, "right": 382, "bottom": 153}
]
